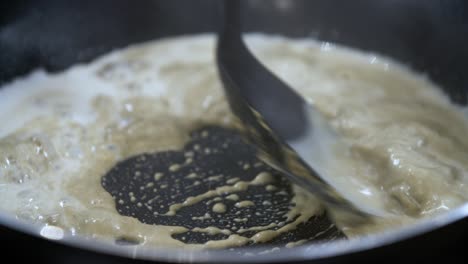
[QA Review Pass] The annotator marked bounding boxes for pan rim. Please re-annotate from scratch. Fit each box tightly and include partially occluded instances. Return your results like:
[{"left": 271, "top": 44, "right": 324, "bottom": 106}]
[{"left": 0, "top": 203, "right": 467, "bottom": 263}]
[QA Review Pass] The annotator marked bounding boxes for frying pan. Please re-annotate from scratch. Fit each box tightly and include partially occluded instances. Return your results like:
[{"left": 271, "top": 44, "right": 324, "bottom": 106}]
[{"left": 1, "top": 0, "right": 468, "bottom": 263}]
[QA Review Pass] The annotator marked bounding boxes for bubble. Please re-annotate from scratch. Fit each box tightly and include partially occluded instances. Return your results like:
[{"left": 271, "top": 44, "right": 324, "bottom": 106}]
[{"left": 40, "top": 225, "right": 64, "bottom": 240}]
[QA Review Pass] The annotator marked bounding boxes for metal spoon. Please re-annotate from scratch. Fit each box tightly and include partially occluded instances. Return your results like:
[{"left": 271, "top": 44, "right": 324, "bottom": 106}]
[{"left": 216, "top": 1, "right": 388, "bottom": 219}]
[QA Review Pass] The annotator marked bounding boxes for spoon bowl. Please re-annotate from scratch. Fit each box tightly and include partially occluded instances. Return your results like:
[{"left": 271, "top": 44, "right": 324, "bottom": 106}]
[{"left": 216, "top": 0, "right": 388, "bottom": 219}]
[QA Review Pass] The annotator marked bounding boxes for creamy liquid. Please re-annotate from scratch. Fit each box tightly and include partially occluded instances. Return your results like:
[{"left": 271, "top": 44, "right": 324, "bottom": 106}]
[{"left": 1, "top": 34, "right": 468, "bottom": 248}]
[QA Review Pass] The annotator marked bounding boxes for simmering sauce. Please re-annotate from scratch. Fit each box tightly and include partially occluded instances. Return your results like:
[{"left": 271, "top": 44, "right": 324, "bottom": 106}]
[{"left": 1, "top": 34, "right": 468, "bottom": 248}]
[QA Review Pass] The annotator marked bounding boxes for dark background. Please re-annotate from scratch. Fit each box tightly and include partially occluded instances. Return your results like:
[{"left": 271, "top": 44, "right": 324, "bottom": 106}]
[{"left": 0, "top": 0, "right": 467, "bottom": 263}]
